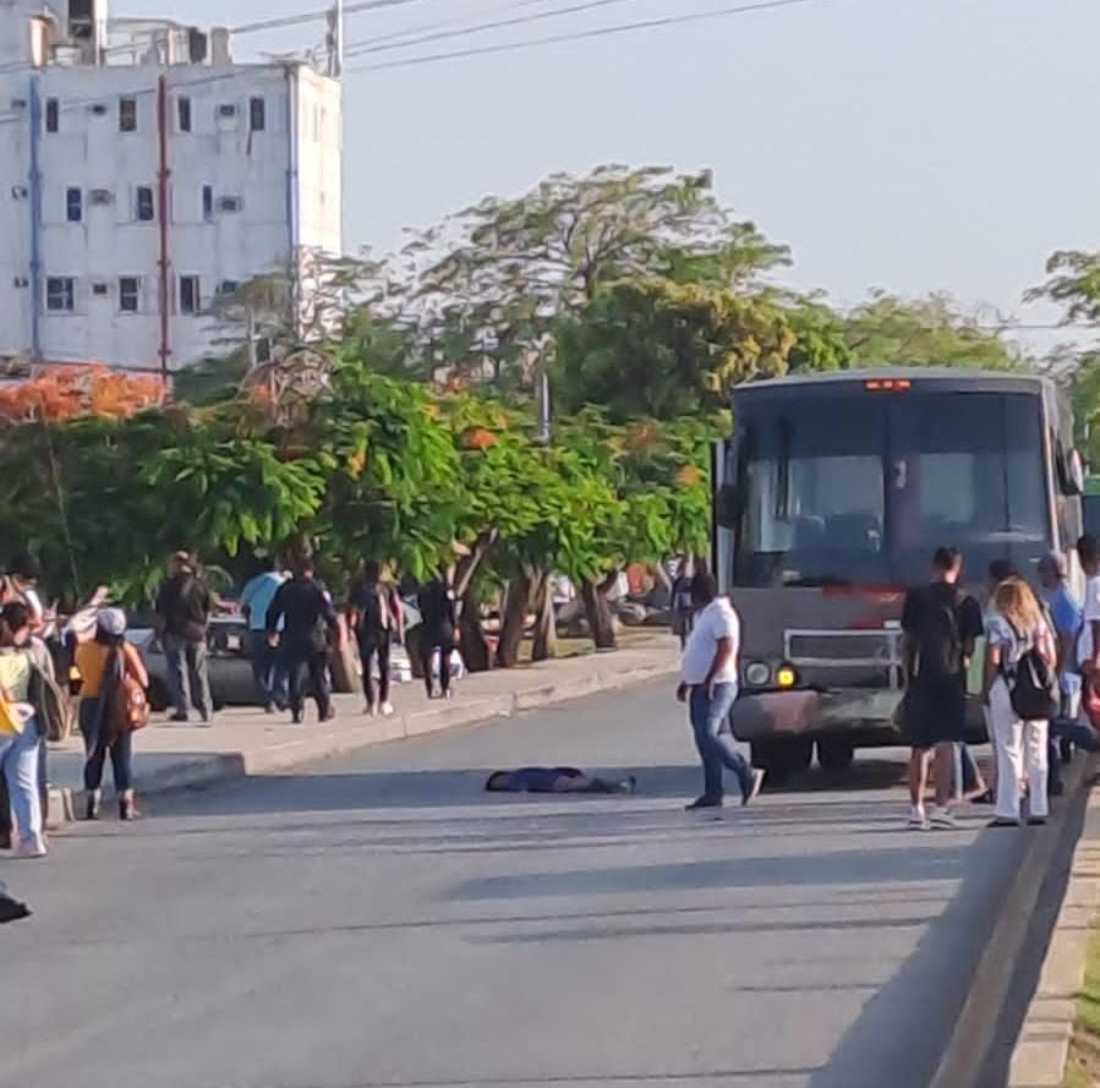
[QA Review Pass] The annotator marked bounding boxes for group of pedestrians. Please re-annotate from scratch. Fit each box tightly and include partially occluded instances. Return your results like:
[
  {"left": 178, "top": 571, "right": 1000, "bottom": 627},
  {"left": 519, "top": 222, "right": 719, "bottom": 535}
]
[
  {"left": 902, "top": 540, "right": 1100, "bottom": 832},
  {"left": 0, "top": 554, "right": 150, "bottom": 859}
]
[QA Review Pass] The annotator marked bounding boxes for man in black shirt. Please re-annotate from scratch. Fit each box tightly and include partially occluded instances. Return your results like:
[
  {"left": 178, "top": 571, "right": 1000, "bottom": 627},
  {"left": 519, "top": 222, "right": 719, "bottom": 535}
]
[
  {"left": 267, "top": 557, "right": 338, "bottom": 724},
  {"left": 417, "top": 572, "right": 457, "bottom": 700},
  {"left": 154, "top": 551, "right": 214, "bottom": 724},
  {"left": 901, "top": 546, "right": 983, "bottom": 830}
]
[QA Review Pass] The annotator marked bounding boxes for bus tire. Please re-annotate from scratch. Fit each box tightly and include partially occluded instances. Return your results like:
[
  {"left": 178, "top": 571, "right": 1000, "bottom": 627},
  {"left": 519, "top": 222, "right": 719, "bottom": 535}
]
[
  {"left": 817, "top": 738, "right": 855, "bottom": 771},
  {"left": 751, "top": 738, "right": 813, "bottom": 780}
]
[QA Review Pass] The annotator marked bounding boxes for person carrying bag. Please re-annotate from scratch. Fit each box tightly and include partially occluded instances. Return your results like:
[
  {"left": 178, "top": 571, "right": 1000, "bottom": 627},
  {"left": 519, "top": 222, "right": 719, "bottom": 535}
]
[
  {"left": 73, "top": 608, "right": 149, "bottom": 822},
  {"left": 982, "top": 577, "right": 1057, "bottom": 827}
]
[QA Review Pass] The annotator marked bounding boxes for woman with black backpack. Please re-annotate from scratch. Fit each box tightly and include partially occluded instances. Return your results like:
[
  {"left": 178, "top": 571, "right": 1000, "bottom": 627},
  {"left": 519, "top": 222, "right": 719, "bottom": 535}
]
[{"left": 983, "top": 577, "right": 1057, "bottom": 827}]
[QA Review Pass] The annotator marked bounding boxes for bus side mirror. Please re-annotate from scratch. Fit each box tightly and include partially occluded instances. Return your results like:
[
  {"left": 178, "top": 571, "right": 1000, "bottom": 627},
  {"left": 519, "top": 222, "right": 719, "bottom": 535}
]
[
  {"left": 715, "top": 482, "right": 741, "bottom": 528},
  {"left": 1058, "top": 445, "right": 1086, "bottom": 496}
]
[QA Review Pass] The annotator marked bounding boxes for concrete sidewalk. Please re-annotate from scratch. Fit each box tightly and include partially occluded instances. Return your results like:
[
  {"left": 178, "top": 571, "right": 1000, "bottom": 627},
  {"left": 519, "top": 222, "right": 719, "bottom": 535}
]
[{"left": 47, "top": 635, "right": 679, "bottom": 804}]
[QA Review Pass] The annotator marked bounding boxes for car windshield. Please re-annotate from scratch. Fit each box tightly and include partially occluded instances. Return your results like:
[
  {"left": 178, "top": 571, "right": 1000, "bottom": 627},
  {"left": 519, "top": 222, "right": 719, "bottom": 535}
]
[{"left": 734, "top": 390, "right": 1049, "bottom": 587}]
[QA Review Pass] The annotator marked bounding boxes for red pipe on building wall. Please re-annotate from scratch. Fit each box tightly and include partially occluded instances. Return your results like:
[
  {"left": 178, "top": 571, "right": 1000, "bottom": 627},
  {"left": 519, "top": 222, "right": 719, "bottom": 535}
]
[{"left": 156, "top": 75, "right": 171, "bottom": 383}]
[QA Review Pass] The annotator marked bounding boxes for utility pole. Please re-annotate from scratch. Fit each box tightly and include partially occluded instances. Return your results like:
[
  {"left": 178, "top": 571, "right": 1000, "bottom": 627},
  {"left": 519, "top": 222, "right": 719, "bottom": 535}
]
[{"left": 535, "top": 368, "right": 551, "bottom": 444}]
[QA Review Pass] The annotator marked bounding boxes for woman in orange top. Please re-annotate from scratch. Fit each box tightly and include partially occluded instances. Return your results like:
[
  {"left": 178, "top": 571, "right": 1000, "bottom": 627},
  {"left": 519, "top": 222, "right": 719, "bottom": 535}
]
[{"left": 75, "top": 609, "right": 147, "bottom": 821}]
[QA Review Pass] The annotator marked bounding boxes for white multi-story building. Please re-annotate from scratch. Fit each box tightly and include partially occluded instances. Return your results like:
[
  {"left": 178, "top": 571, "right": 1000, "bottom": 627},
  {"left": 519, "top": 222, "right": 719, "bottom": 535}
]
[{"left": 0, "top": 0, "right": 342, "bottom": 374}]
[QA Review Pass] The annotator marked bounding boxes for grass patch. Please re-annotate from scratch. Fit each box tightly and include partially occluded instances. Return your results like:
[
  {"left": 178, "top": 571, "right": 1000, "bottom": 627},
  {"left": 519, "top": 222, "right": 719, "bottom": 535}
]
[{"left": 1064, "top": 924, "right": 1100, "bottom": 1086}]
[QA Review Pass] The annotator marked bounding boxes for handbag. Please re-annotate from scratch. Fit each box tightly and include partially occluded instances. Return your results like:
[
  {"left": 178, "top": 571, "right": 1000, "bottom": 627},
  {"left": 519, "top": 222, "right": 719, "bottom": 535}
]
[
  {"left": 0, "top": 693, "right": 24, "bottom": 736},
  {"left": 1002, "top": 623, "right": 1058, "bottom": 721},
  {"left": 105, "top": 647, "right": 150, "bottom": 735}
]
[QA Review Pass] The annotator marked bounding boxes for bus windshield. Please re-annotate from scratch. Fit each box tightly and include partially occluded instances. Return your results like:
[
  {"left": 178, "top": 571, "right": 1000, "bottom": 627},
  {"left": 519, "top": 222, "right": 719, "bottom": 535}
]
[{"left": 734, "top": 390, "right": 1049, "bottom": 587}]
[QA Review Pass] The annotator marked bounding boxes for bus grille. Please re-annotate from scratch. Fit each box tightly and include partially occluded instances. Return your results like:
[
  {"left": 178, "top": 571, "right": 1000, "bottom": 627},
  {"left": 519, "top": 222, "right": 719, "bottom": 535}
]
[{"left": 785, "top": 629, "right": 904, "bottom": 689}]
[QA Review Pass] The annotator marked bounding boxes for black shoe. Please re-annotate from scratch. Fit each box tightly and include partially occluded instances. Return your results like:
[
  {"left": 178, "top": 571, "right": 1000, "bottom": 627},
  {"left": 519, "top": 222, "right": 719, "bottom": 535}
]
[
  {"left": 85, "top": 793, "right": 101, "bottom": 821},
  {"left": 291, "top": 710, "right": 302, "bottom": 725},
  {"left": 319, "top": 708, "right": 336, "bottom": 723},
  {"left": 988, "top": 818, "right": 1021, "bottom": 828},
  {"left": 169, "top": 712, "right": 189, "bottom": 723},
  {"left": 973, "top": 790, "right": 994, "bottom": 805},
  {"left": 119, "top": 797, "right": 139, "bottom": 822},
  {"left": 1028, "top": 817, "right": 1048, "bottom": 827},
  {"left": 685, "top": 794, "right": 724, "bottom": 811}
]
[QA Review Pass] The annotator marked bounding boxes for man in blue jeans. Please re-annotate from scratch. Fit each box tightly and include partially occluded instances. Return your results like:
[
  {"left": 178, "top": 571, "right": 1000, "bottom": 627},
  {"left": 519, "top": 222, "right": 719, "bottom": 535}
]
[
  {"left": 240, "top": 557, "right": 287, "bottom": 713},
  {"left": 676, "top": 572, "right": 765, "bottom": 810}
]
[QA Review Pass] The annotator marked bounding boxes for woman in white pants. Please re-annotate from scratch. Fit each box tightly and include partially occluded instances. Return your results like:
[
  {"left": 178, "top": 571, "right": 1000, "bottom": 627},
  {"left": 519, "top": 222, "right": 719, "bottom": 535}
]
[{"left": 982, "top": 577, "right": 1056, "bottom": 828}]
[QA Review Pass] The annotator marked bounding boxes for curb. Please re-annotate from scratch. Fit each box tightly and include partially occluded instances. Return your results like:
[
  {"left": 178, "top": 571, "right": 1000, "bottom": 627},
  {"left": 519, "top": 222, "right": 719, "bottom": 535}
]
[
  {"left": 46, "top": 658, "right": 677, "bottom": 814},
  {"left": 1009, "top": 788, "right": 1100, "bottom": 1087},
  {"left": 929, "top": 752, "right": 1098, "bottom": 1088}
]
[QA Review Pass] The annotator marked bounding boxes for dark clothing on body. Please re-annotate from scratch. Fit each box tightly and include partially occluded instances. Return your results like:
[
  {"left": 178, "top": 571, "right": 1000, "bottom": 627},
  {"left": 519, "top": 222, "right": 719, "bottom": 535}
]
[
  {"left": 155, "top": 573, "right": 212, "bottom": 643},
  {"left": 268, "top": 578, "right": 337, "bottom": 720},
  {"left": 901, "top": 582, "right": 983, "bottom": 748}
]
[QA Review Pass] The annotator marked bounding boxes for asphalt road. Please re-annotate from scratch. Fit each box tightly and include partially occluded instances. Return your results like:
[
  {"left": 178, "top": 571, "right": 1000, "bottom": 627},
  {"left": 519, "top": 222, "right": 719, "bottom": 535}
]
[{"left": 3, "top": 679, "right": 1038, "bottom": 1088}]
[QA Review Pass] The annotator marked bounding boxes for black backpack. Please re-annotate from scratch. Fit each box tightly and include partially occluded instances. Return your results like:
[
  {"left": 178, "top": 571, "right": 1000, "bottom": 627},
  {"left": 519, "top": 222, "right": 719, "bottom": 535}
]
[
  {"left": 1003, "top": 625, "right": 1058, "bottom": 720},
  {"left": 357, "top": 583, "right": 390, "bottom": 637},
  {"left": 920, "top": 594, "right": 963, "bottom": 677}
]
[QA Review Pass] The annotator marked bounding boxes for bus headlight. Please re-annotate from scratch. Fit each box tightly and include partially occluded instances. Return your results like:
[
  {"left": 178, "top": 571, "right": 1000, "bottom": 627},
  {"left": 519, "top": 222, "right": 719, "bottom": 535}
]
[
  {"left": 744, "top": 661, "right": 771, "bottom": 687},
  {"left": 775, "top": 665, "right": 798, "bottom": 689}
]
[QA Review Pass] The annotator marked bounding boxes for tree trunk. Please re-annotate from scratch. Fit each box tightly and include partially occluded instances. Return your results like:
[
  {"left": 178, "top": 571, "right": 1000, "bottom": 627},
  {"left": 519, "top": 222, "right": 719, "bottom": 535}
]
[
  {"left": 532, "top": 570, "right": 557, "bottom": 662},
  {"left": 458, "top": 586, "right": 491, "bottom": 673},
  {"left": 496, "top": 574, "right": 532, "bottom": 668},
  {"left": 581, "top": 578, "right": 617, "bottom": 651}
]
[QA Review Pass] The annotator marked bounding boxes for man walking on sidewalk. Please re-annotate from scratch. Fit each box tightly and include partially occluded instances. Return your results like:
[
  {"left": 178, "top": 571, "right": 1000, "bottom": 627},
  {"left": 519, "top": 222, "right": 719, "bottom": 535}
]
[
  {"left": 240, "top": 557, "right": 287, "bottom": 713},
  {"left": 155, "top": 551, "right": 214, "bottom": 725},
  {"left": 267, "top": 557, "right": 338, "bottom": 724},
  {"left": 676, "top": 571, "right": 764, "bottom": 810}
]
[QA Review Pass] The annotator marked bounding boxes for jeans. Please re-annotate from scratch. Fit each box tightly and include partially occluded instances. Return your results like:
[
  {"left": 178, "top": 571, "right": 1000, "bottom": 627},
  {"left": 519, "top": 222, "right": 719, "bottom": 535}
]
[
  {"left": 163, "top": 633, "right": 212, "bottom": 720},
  {"left": 79, "top": 697, "right": 133, "bottom": 793},
  {"left": 247, "top": 630, "right": 285, "bottom": 707},
  {"left": 0, "top": 717, "right": 42, "bottom": 843},
  {"left": 281, "top": 643, "right": 331, "bottom": 719},
  {"left": 688, "top": 683, "right": 753, "bottom": 798},
  {"left": 361, "top": 632, "right": 391, "bottom": 706},
  {"left": 990, "top": 678, "right": 1049, "bottom": 821}
]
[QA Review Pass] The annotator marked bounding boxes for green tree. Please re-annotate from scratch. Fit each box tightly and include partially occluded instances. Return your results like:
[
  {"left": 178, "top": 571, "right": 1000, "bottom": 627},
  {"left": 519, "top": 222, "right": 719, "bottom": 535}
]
[
  {"left": 402, "top": 164, "right": 789, "bottom": 392},
  {"left": 553, "top": 278, "right": 796, "bottom": 421},
  {"left": 843, "top": 291, "right": 1022, "bottom": 370}
]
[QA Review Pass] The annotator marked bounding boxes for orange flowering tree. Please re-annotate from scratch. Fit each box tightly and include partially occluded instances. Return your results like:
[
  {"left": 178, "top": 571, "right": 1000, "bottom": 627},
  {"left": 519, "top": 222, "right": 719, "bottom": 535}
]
[{"left": 0, "top": 366, "right": 164, "bottom": 425}]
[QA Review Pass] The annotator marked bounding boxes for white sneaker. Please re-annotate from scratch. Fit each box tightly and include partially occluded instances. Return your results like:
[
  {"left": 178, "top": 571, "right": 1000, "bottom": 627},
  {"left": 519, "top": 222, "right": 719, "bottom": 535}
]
[
  {"left": 380, "top": 701, "right": 394, "bottom": 718},
  {"left": 13, "top": 835, "right": 47, "bottom": 859},
  {"left": 907, "top": 807, "right": 931, "bottom": 831},
  {"left": 930, "top": 806, "right": 959, "bottom": 830}
]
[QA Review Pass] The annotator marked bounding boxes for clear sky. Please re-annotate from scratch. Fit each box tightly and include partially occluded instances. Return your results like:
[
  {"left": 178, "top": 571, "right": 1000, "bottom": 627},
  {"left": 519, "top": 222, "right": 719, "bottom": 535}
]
[{"left": 119, "top": 0, "right": 1100, "bottom": 351}]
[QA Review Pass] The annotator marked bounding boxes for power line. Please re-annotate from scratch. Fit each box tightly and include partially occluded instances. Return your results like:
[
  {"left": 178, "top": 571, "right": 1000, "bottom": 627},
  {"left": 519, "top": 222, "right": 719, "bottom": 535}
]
[
  {"left": 229, "top": 0, "right": 439, "bottom": 36},
  {"left": 343, "top": 0, "right": 645, "bottom": 58},
  {"left": 348, "top": 0, "right": 823, "bottom": 70}
]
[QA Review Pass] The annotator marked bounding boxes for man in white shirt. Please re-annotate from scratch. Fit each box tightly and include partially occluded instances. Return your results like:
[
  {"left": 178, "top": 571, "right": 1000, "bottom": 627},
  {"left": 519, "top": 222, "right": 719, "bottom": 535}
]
[{"left": 676, "top": 572, "right": 765, "bottom": 809}]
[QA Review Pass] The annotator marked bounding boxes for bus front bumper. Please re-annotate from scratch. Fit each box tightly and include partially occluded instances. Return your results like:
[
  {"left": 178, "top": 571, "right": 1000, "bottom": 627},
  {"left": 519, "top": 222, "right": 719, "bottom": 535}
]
[{"left": 730, "top": 689, "right": 904, "bottom": 742}]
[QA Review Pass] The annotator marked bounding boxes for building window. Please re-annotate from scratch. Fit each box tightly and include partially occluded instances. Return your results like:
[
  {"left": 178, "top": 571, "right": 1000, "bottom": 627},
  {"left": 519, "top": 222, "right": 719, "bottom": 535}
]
[
  {"left": 46, "top": 277, "right": 75, "bottom": 312},
  {"left": 119, "top": 277, "right": 140, "bottom": 313},
  {"left": 249, "top": 96, "right": 265, "bottom": 132},
  {"left": 202, "top": 184, "right": 213, "bottom": 222},
  {"left": 136, "top": 186, "right": 155, "bottom": 222},
  {"left": 45, "top": 97, "right": 59, "bottom": 133},
  {"left": 180, "top": 275, "right": 200, "bottom": 315},
  {"left": 66, "top": 187, "right": 82, "bottom": 223},
  {"left": 217, "top": 280, "right": 239, "bottom": 298},
  {"left": 119, "top": 97, "right": 137, "bottom": 132},
  {"left": 178, "top": 96, "right": 191, "bottom": 133}
]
